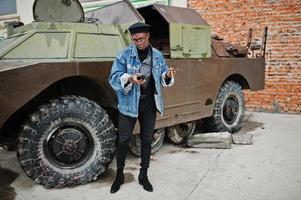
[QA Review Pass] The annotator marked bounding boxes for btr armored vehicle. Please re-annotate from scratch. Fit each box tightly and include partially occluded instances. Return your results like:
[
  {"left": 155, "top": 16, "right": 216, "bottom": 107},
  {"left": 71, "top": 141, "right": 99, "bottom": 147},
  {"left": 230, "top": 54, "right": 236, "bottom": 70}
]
[{"left": 0, "top": 0, "right": 266, "bottom": 188}]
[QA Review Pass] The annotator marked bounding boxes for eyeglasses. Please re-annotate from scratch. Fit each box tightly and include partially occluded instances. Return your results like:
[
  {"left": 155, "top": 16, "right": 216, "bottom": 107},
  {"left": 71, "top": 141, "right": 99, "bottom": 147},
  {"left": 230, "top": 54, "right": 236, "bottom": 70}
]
[{"left": 132, "top": 35, "right": 148, "bottom": 44}]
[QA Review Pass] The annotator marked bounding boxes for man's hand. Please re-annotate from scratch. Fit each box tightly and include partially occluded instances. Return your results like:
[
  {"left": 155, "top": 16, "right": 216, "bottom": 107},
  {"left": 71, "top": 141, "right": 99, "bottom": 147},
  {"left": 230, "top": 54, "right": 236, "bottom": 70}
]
[
  {"left": 129, "top": 74, "right": 146, "bottom": 85},
  {"left": 166, "top": 67, "right": 176, "bottom": 78}
]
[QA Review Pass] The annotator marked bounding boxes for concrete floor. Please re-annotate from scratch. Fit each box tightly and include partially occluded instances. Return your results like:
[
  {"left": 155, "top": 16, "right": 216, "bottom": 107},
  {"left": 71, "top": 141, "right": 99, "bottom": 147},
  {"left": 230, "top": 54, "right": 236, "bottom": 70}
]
[{"left": 0, "top": 112, "right": 301, "bottom": 200}]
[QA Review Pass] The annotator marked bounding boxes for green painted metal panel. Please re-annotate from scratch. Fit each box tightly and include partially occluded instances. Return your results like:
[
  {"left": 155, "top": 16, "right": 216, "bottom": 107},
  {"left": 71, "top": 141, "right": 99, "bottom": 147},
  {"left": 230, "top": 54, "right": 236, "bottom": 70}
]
[
  {"left": 182, "top": 25, "right": 211, "bottom": 58},
  {"left": 3, "top": 32, "right": 70, "bottom": 59},
  {"left": 170, "top": 23, "right": 211, "bottom": 59},
  {"left": 0, "top": 34, "right": 29, "bottom": 57},
  {"left": 1, "top": 22, "right": 123, "bottom": 61},
  {"left": 74, "top": 33, "right": 124, "bottom": 58},
  {"left": 117, "top": 24, "right": 132, "bottom": 46},
  {"left": 170, "top": 24, "right": 183, "bottom": 58},
  {"left": 13, "top": 22, "right": 119, "bottom": 36},
  {"left": 98, "top": 24, "right": 121, "bottom": 35}
]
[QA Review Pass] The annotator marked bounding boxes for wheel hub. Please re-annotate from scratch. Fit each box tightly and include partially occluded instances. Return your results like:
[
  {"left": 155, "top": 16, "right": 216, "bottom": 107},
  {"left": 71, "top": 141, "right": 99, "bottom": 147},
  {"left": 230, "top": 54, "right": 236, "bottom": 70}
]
[
  {"left": 223, "top": 96, "right": 239, "bottom": 125},
  {"left": 63, "top": 141, "right": 77, "bottom": 154},
  {"left": 178, "top": 123, "right": 190, "bottom": 137},
  {"left": 166, "top": 121, "right": 196, "bottom": 144},
  {"left": 153, "top": 132, "right": 159, "bottom": 140},
  {"left": 46, "top": 124, "right": 93, "bottom": 168}
]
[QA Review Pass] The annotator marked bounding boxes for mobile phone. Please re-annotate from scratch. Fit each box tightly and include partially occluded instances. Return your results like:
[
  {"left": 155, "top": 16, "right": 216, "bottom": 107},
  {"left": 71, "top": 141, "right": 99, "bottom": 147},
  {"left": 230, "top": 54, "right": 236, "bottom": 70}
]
[{"left": 137, "top": 74, "right": 145, "bottom": 80}]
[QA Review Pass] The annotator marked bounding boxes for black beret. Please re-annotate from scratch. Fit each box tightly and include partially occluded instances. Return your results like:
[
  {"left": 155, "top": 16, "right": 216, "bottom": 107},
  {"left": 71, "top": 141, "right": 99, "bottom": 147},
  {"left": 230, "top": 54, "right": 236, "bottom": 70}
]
[{"left": 128, "top": 22, "right": 151, "bottom": 35}]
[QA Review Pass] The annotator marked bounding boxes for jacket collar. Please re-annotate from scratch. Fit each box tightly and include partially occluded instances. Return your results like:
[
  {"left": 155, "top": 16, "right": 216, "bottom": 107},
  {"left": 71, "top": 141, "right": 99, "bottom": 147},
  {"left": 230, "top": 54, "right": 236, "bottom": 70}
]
[{"left": 129, "top": 44, "right": 159, "bottom": 61}]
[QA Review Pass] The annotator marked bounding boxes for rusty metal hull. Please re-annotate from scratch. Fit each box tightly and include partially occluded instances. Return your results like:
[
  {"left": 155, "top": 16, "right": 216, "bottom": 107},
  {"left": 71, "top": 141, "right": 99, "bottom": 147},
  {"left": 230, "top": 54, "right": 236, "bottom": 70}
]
[
  {"left": 0, "top": 60, "right": 113, "bottom": 128},
  {"left": 0, "top": 57, "right": 265, "bottom": 132},
  {"left": 159, "top": 57, "right": 265, "bottom": 129}
]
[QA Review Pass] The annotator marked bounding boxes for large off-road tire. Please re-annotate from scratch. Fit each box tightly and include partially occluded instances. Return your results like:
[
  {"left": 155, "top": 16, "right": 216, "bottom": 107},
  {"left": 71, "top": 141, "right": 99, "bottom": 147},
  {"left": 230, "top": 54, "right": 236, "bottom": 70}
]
[
  {"left": 129, "top": 128, "right": 165, "bottom": 157},
  {"left": 205, "top": 81, "right": 245, "bottom": 133},
  {"left": 17, "top": 96, "right": 116, "bottom": 188},
  {"left": 166, "top": 121, "right": 196, "bottom": 144}
]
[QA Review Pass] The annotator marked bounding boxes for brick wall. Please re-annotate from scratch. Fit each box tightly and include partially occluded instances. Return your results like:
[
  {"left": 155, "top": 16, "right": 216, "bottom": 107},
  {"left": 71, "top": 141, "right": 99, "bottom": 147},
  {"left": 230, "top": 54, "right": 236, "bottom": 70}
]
[{"left": 188, "top": 0, "right": 301, "bottom": 113}]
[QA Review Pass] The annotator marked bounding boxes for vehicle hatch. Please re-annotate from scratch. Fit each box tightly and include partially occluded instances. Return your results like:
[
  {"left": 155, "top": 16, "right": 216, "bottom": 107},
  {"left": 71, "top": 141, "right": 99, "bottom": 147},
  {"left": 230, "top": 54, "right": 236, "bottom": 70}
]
[{"left": 33, "top": 0, "right": 84, "bottom": 22}]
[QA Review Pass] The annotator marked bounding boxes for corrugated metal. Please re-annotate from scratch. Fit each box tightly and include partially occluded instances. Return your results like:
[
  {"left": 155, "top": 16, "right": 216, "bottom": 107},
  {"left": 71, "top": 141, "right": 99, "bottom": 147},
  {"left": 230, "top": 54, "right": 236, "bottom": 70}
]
[{"left": 145, "top": 4, "right": 209, "bottom": 25}]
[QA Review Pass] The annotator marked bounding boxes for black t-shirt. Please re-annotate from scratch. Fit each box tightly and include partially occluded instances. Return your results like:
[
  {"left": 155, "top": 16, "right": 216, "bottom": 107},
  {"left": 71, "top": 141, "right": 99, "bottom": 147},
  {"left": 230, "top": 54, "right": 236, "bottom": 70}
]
[{"left": 137, "top": 46, "right": 149, "bottom": 63}]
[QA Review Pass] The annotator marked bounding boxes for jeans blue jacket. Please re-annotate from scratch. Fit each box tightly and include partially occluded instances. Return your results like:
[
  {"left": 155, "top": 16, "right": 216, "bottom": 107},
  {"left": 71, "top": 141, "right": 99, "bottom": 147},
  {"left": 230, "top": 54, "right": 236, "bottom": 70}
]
[{"left": 109, "top": 44, "right": 174, "bottom": 118}]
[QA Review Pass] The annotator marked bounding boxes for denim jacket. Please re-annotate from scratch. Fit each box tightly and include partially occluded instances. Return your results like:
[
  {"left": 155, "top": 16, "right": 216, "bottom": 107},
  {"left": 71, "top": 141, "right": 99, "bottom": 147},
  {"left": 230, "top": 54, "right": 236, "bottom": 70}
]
[{"left": 109, "top": 44, "right": 174, "bottom": 118}]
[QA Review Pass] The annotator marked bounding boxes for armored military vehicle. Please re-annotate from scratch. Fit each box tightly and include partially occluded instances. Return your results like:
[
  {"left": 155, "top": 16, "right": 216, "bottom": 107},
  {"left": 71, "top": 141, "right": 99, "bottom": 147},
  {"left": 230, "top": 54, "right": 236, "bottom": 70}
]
[{"left": 0, "top": 0, "right": 266, "bottom": 188}]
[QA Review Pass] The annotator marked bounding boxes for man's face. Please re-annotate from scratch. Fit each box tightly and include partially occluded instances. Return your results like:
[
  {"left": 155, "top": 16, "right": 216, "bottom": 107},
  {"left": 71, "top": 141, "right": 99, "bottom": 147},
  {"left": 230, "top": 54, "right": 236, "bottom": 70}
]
[{"left": 131, "top": 32, "right": 150, "bottom": 50}]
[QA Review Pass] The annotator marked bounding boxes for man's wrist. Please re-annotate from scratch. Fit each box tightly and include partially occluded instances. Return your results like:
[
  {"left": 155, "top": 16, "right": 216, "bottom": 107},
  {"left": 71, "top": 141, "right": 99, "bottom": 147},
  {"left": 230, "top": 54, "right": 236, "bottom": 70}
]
[{"left": 129, "top": 76, "right": 133, "bottom": 83}]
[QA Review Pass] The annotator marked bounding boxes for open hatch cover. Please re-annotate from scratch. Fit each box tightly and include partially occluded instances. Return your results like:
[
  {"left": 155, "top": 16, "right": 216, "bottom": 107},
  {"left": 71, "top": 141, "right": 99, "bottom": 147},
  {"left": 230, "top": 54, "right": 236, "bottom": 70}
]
[{"left": 33, "top": 0, "right": 84, "bottom": 22}]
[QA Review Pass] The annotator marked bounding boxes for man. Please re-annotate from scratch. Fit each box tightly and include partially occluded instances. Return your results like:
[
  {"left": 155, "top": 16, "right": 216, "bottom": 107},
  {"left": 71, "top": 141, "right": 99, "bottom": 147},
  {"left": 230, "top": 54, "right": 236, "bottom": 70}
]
[{"left": 109, "top": 22, "right": 175, "bottom": 193}]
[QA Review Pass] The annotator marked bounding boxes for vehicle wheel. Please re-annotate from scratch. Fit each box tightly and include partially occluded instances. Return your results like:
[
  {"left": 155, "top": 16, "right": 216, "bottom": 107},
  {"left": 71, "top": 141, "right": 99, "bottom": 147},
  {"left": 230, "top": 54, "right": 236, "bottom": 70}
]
[
  {"left": 17, "top": 96, "right": 116, "bottom": 188},
  {"left": 205, "top": 81, "right": 245, "bottom": 133},
  {"left": 166, "top": 121, "right": 196, "bottom": 144},
  {"left": 129, "top": 128, "right": 165, "bottom": 157}
]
